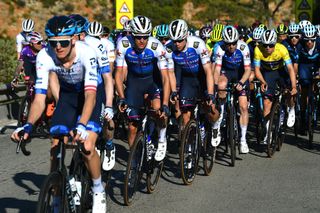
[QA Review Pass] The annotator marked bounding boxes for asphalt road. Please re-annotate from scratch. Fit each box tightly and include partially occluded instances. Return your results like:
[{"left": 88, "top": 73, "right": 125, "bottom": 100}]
[{"left": 0, "top": 121, "right": 320, "bottom": 213}]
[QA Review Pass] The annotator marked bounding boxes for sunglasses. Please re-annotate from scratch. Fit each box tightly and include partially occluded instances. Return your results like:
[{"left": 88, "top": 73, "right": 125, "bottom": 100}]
[
  {"left": 31, "top": 41, "right": 42, "bottom": 45},
  {"left": 289, "top": 35, "right": 300, "bottom": 39},
  {"left": 48, "top": 38, "right": 72, "bottom": 48},
  {"left": 159, "top": 37, "right": 169, "bottom": 41},
  {"left": 225, "top": 41, "right": 237, "bottom": 46},
  {"left": 173, "top": 39, "right": 185, "bottom": 43},
  {"left": 134, "top": 35, "right": 149, "bottom": 40},
  {"left": 263, "top": 44, "right": 275, "bottom": 48},
  {"left": 303, "top": 38, "right": 316, "bottom": 42}
]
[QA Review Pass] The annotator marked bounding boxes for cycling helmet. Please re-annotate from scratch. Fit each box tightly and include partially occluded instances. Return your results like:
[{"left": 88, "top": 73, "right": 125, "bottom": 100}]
[
  {"left": 152, "top": 25, "right": 160, "bottom": 37},
  {"left": 157, "top": 24, "right": 169, "bottom": 38},
  {"left": 299, "top": 20, "right": 312, "bottom": 30},
  {"left": 123, "top": 19, "right": 131, "bottom": 32},
  {"left": 237, "top": 25, "right": 249, "bottom": 37},
  {"left": 288, "top": 23, "right": 300, "bottom": 35},
  {"left": 45, "top": 16, "right": 76, "bottom": 37},
  {"left": 87, "top": 21, "right": 103, "bottom": 37},
  {"left": 258, "top": 24, "right": 268, "bottom": 30},
  {"left": 22, "top": 19, "right": 35, "bottom": 32},
  {"left": 222, "top": 26, "right": 239, "bottom": 43},
  {"left": 302, "top": 24, "right": 316, "bottom": 38},
  {"left": 27, "top": 31, "right": 43, "bottom": 43},
  {"left": 314, "top": 25, "right": 320, "bottom": 37},
  {"left": 261, "top": 30, "right": 277, "bottom": 45},
  {"left": 199, "top": 26, "right": 212, "bottom": 40},
  {"left": 130, "top": 15, "right": 152, "bottom": 36},
  {"left": 210, "top": 26, "right": 223, "bottom": 42},
  {"left": 169, "top": 19, "right": 188, "bottom": 40},
  {"left": 276, "top": 23, "right": 288, "bottom": 35},
  {"left": 252, "top": 27, "right": 265, "bottom": 41},
  {"left": 68, "top": 14, "right": 89, "bottom": 34}
]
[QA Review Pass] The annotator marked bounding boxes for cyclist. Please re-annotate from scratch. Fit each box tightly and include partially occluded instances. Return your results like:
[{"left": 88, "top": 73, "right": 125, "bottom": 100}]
[
  {"left": 167, "top": 19, "right": 220, "bottom": 145},
  {"left": 254, "top": 30, "right": 297, "bottom": 143},
  {"left": 85, "top": 21, "right": 115, "bottom": 171},
  {"left": 16, "top": 19, "right": 35, "bottom": 59},
  {"left": 101, "top": 26, "right": 116, "bottom": 73},
  {"left": 213, "top": 26, "right": 251, "bottom": 153},
  {"left": 156, "top": 24, "right": 171, "bottom": 46},
  {"left": 297, "top": 24, "right": 320, "bottom": 135},
  {"left": 115, "top": 15, "right": 170, "bottom": 161},
  {"left": 199, "top": 26, "right": 212, "bottom": 43},
  {"left": 13, "top": 31, "right": 45, "bottom": 86},
  {"left": 276, "top": 23, "right": 288, "bottom": 42},
  {"left": 206, "top": 23, "right": 224, "bottom": 56},
  {"left": 11, "top": 15, "right": 107, "bottom": 212}
]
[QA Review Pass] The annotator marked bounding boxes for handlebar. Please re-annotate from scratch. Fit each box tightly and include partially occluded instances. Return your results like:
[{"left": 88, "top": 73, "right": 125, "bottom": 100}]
[{"left": 16, "top": 131, "right": 31, "bottom": 156}]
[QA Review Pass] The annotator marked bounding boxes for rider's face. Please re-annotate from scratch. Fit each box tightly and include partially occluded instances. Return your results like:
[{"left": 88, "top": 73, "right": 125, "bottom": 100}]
[
  {"left": 173, "top": 39, "right": 187, "bottom": 51},
  {"left": 48, "top": 36, "right": 75, "bottom": 60},
  {"left": 134, "top": 35, "right": 149, "bottom": 50},
  {"left": 225, "top": 41, "right": 237, "bottom": 54}
]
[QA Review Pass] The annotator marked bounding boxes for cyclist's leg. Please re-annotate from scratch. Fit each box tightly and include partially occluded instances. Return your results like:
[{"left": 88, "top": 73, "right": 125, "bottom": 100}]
[
  {"left": 280, "top": 69, "right": 295, "bottom": 127},
  {"left": 238, "top": 85, "right": 249, "bottom": 153}
]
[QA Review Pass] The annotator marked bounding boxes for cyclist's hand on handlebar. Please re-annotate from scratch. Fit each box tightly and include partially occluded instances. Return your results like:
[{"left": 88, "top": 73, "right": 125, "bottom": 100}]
[
  {"left": 261, "top": 83, "right": 268, "bottom": 93},
  {"left": 236, "top": 81, "right": 244, "bottom": 91},
  {"left": 206, "top": 93, "right": 215, "bottom": 106},
  {"left": 11, "top": 78, "right": 18, "bottom": 88},
  {"left": 117, "top": 98, "right": 127, "bottom": 113},
  {"left": 160, "top": 105, "right": 170, "bottom": 119},
  {"left": 72, "top": 123, "right": 88, "bottom": 143},
  {"left": 291, "top": 87, "right": 297, "bottom": 96},
  {"left": 11, "top": 123, "right": 32, "bottom": 142},
  {"left": 103, "top": 106, "right": 114, "bottom": 121},
  {"left": 170, "top": 91, "right": 178, "bottom": 104}
]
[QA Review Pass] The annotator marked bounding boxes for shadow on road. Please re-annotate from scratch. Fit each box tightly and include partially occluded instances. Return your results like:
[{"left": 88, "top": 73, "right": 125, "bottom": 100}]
[
  {"left": 12, "top": 172, "right": 46, "bottom": 195},
  {"left": 0, "top": 198, "right": 37, "bottom": 213}
]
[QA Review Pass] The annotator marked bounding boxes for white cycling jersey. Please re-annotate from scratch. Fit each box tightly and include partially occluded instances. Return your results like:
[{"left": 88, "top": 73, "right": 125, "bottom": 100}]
[
  {"left": 16, "top": 32, "right": 29, "bottom": 53},
  {"left": 35, "top": 41, "right": 98, "bottom": 94},
  {"left": 101, "top": 37, "right": 116, "bottom": 63}
]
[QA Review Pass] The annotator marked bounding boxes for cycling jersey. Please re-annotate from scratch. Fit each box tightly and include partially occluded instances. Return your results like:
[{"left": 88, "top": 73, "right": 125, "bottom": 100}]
[
  {"left": 20, "top": 45, "right": 45, "bottom": 82},
  {"left": 101, "top": 37, "right": 116, "bottom": 63},
  {"left": 210, "top": 41, "right": 224, "bottom": 63},
  {"left": 254, "top": 43, "right": 292, "bottom": 71},
  {"left": 116, "top": 35, "right": 167, "bottom": 119},
  {"left": 35, "top": 41, "right": 98, "bottom": 94},
  {"left": 282, "top": 39, "right": 302, "bottom": 64},
  {"left": 215, "top": 40, "right": 251, "bottom": 72},
  {"left": 297, "top": 40, "right": 320, "bottom": 64},
  {"left": 16, "top": 32, "right": 29, "bottom": 53}
]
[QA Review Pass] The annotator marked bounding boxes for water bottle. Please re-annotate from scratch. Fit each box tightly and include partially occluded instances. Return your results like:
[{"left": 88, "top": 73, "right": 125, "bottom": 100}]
[
  {"left": 199, "top": 124, "right": 206, "bottom": 143},
  {"left": 146, "top": 135, "right": 154, "bottom": 161}
]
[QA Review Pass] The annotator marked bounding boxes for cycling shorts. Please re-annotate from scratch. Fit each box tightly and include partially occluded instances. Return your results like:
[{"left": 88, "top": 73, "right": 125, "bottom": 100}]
[
  {"left": 221, "top": 70, "right": 248, "bottom": 96},
  {"left": 262, "top": 68, "right": 290, "bottom": 98}
]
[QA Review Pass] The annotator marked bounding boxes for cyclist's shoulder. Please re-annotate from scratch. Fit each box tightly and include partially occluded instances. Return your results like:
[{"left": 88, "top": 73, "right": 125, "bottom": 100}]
[
  {"left": 146, "top": 36, "right": 164, "bottom": 52},
  {"left": 116, "top": 35, "right": 133, "bottom": 51}
]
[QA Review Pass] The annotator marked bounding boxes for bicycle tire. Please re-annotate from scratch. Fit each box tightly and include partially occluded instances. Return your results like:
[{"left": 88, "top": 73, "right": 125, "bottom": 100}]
[
  {"left": 36, "top": 171, "right": 68, "bottom": 213},
  {"left": 227, "top": 106, "right": 236, "bottom": 167},
  {"left": 203, "top": 126, "right": 217, "bottom": 176},
  {"left": 146, "top": 159, "right": 164, "bottom": 193},
  {"left": 255, "top": 99, "right": 264, "bottom": 144},
  {"left": 267, "top": 102, "right": 279, "bottom": 157},
  {"left": 18, "top": 96, "right": 30, "bottom": 127},
  {"left": 179, "top": 120, "right": 199, "bottom": 185},
  {"left": 123, "top": 132, "right": 144, "bottom": 206},
  {"left": 308, "top": 107, "right": 314, "bottom": 149}
]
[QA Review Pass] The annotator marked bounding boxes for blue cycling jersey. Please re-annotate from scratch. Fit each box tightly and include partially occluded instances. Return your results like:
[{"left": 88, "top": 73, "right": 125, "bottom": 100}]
[
  {"left": 298, "top": 40, "right": 320, "bottom": 64},
  {"left": 282, "top": 39, "right": 302, "bottom": 64}
]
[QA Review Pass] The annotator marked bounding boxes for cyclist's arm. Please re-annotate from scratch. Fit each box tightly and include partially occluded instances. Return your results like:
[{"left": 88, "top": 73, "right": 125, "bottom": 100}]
[
  {"left": 253, "top": 47, "right": 266, "bottom": 84},
  {"left": 14, "top": 60, "right": 24, "bottom": 78},
  {"left": 102, "top": 72, "right": 113, "bottom": 107},
  {"left": 115, "top": 42, "right": 128, "bottom": 99},
  {"left": 240, "top": 45, "right": 251, "bottom": 84},
  {"left": 204, "top": 62, "right": 214, "bottom": 95},
  {"left": 287, "top": 63, "right": 296, "bottom": 89},
  {"left": 49, "top": 72, "right": 60, "bottom": 102},
  {"left": 27, "top": 94, "right": 47, "bottom": 125},
  {"left": 78, "top": 90, "right": 96, "bottom": 126},
  {"left": 213, "top": 45, "right": 224, "bottom": 86}
]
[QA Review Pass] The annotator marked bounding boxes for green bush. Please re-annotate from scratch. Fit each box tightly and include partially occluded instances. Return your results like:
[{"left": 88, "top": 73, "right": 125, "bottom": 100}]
[{"left": 0, "top": 39, "right": 17, "bottom": 83}]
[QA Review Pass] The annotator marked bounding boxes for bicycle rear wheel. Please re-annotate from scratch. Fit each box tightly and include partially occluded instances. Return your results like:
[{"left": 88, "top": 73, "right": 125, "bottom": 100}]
[
  {"left": 267, "top": 103, "right": 279, "bottom": 157},
  {"left": 180, "top": 120, "right": 199, "bottom": 185},
  {"left": 124, "top": 132, "right": 144, "bottom": 206},
  {"left": 203, "top": 127, "right": 217, "bottom": 176},
  {"left": 36, "top": 171, "right": 67, "bottom": 213}
]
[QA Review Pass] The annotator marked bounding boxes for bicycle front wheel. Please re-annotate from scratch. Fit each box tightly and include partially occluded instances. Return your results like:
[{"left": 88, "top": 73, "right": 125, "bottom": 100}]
[
  {"left": 203, "top": 127, "right": 217, "bottom": 176},
  {"left": 18, "top": 96, "right": 31, "bottom": 127},
  {"left": 180, "top": 120, "right": 199, "bottom": 185},
  {"left": 123, "top": 132, "right": 144, "bottom": 206},
  {"left": 227, "top": 106, "right": 236, "bottom": 167},
  {"left": 146, "top": 158, "right": 164, "bottom": 193},
  {"left": 267, "top": 103, "right": 279, "bottom": 157},
  {"left": 36, "top": 171, "right": 67, "bottom": 213}
]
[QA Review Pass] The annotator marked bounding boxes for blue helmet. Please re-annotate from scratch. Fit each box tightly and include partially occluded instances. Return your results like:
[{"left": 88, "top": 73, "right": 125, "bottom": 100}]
[
  {"left": 45, "top": 16, "right": 76, "bottom": 37},
  {"left": 157, "top": 24, "right": 169, "bottom": 38},
  {"left": 69, "top": 14, "right": 89, "bottom": 34}
]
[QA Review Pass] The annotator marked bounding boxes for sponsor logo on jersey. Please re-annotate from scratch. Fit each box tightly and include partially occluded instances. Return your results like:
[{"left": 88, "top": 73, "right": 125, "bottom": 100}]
[
  {"left": 122, "top": 40, "right": 129, "bottom": 48},
  {"left": 240, "top": 44, "right": 245, "bottom": 51},
  {"left": 90, "top": 58, "right": 96, "bottom": 66},
  {"left": 89, "top": 72, "right": 97, "bottom": 77},
  {"left": 151, "top": 42, "right": 158, "bottom": 50},
  {"left": 193, "top": 42, "right": 200, "bottom": 48},
  {"left": 166, "top": 47, "right": 172, "bottom": 53}
]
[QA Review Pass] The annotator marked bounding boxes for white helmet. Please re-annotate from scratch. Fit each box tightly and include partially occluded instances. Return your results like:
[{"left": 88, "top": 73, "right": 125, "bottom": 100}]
[
  {"left": 288, "top": 23, "right": 300, "bottom": 35},
  {"left": 87, "top": 21, "right": 103, "bottom": 37},
  {"left": 123, "top": 19, "right": 131, "bottom": 32},
  {"left": 169, "top": 19, "right": 188, "bottom": 40},
  {"left": 302, "top": 24, "right": 316, "bottom": 38},
  {"left": 252, "top": 27, "right": 265, "bottom": 41},
  {"left": 261, "top": 30, "right": 277, "bottom": 45},
  {"left": 22, "top": 19, "right": 35, "bottom": 32},
  {"left": 130, "top": 15, "right": 152, "bottom": 36},
  {"left": 299, "top": 20, "right": 312, "bottom": 30},
  {"left": 222, "top": 26, "right": 239, "bottom": 43},
  {"left": 315, "top": 25, "right": 320, "bottom": 37}
]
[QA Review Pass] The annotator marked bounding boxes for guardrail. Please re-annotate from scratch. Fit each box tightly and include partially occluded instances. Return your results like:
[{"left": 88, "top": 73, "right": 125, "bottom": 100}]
[{"left": 0, "top": 83, "right": 26, "bottom": 121}]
